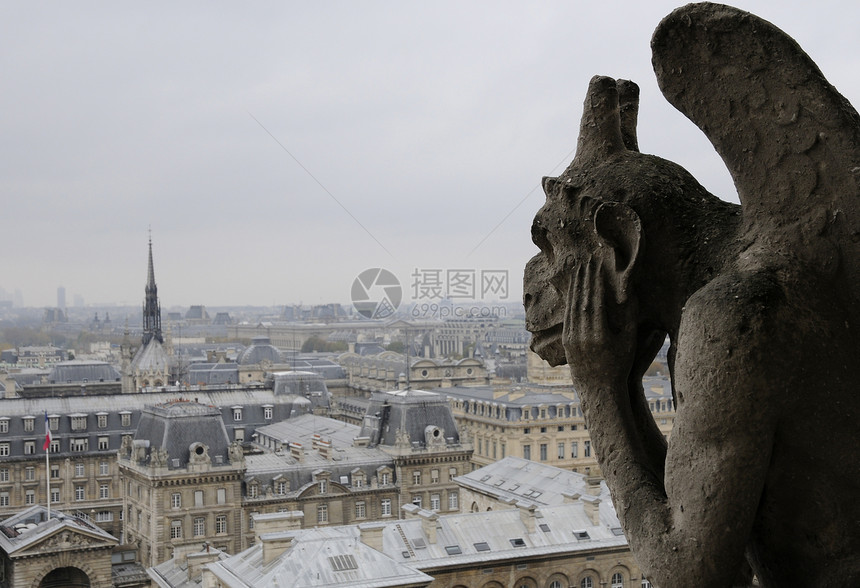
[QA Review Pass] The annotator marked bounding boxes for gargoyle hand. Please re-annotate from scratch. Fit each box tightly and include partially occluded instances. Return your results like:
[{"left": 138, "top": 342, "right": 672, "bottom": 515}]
[{"left": 562, "top": 256, "right": 638, "bottom": 393}]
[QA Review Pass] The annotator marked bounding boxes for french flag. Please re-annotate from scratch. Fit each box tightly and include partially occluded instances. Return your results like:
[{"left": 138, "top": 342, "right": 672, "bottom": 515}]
[{"left": 43, "top": 412, "right": 52, "bottom": 451}]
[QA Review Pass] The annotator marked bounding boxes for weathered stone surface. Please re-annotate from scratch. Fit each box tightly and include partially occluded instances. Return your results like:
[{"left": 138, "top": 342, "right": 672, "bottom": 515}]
[{"left": 524, "top": 3, "right": 860, "bottom": 587}]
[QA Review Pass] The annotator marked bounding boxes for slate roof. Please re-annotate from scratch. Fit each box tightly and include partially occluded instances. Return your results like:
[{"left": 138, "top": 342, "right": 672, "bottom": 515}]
[
  {"left": 135, "top": 401, "right": 231, "bottom": 468},
  {"left": 455, "top": 456, "right": 613, "bottom": 508},
  {"left": 131, "top": 337, "right": 171, "bottom": 374},
  {"left": 358, "top": 389, "right": 461, "bottom": 447},
  {"left": 237, "top": 337, "right": 282, "bottom": 365},
  {"left": 204, "top": 527, "right": 433, "bottom": 588},
  {"left": 0, "top": 505, "right": 117, "bottom": 557},
  {"left": 193, "top": 481, "right": 627, "bottom": 587},
  {"left": 46, "top": 360, "right": 121, "bottom": 383}
]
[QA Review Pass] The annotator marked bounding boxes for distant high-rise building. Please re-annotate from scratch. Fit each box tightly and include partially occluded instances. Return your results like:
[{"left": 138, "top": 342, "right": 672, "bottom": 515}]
[
  {"left": 73, "top": 293, "right": 85, "bottom": 307},
  {"left": 57, "top": 286, "right": 66, "bottom": 310}
]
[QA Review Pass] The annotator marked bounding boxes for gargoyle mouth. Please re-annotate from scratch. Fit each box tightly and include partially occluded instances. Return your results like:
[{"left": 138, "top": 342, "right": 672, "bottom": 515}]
[{"left": 529, "top": 323, "right": 566, "bottom": 365}]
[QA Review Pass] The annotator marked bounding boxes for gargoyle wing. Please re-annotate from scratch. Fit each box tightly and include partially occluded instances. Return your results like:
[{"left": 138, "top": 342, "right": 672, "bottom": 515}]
[{"left": 652, "top": 2, "right": 860, "bottom": 260}]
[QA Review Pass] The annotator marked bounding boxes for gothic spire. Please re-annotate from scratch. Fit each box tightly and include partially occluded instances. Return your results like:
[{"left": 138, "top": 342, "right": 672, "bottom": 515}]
[{"left": 142, "top": 236, "right": 163, "bottom": 345}]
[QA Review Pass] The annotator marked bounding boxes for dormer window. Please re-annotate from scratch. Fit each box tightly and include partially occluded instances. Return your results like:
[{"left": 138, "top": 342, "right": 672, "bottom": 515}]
[
  {"left": 71, "top": 415, "right": 87, "bottom": 431},
  {"left": 319, "top": 479, "right": 327, "bottom": 494},
  {"left": 232, "top": 407, "right": 243, "bottom": 421}
]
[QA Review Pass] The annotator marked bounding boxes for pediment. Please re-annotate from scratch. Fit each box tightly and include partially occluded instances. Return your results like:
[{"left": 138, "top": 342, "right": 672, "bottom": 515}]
[{"left": 13, "top": 527, "right": 116, "bottom": 558}]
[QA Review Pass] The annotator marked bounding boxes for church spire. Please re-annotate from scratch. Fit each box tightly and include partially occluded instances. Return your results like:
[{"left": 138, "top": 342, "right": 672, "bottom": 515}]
[{"left": 142, "top": 235, "right": 163, "bottom": 345}]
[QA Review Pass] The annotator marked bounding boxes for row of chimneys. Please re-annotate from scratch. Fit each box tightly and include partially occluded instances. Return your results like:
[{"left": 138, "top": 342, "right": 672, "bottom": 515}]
[
  {"left": 185, "top": 479, "right": 605, "bottom": 581},
  {"left": 287, "top": 434, "right": 334, "bottom": 462}
]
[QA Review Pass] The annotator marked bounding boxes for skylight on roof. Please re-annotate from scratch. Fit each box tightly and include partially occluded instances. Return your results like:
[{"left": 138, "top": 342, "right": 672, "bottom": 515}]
[
  {"left": 574, "top": 531, "right": 590, "bottom": 540},
  {"left": 412, "top": 537, "right": 427, "bottom": 549},
  {"left": 445, "top": 545, "right": 463, "bottom": 555},
  {"left": 611, "top": 527, "right": 625, "bottom": 536},
  {"left": 539, "top": 523, "right": 551, "bottom": 533},
  {"left": 328, "top": 554, "right": 358, "bottom": 572},
  {"left": 510, "top": 538, "right": 526, "bottom": 547},
  {"left": 474, "top": 542, "right": 491, "bottom": 552}
]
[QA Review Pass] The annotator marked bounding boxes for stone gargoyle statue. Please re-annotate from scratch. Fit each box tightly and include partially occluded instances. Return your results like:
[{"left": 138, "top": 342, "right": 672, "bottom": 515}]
[{"left": 524, "top": 3, "right": 860, "bottom": 587}]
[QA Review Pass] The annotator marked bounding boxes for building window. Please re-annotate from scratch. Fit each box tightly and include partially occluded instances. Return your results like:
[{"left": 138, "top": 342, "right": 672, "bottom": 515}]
[
  {"left": 50, "top": 440, "right": 59, "bottom": 453},
  {"left": 523, "top": 427, "right": 530, "bottom": 434},
  {"left": 71, "top": 438, "right": 88, "bottom": 452},
  {"left": 195, "top": 490, "right": 204, "bottom": 507},
  {"left": 380, "top": 472, "right": 390, "bottom": 486},
  {"left": 381, "top": 498, "right": 392, "bottom": 516},
  {"left": 98, "top": 437, "right": 109, "bottom": 450},
  {"left": 234, "top": 428, "right": 244, "bottom": 442},
  {"left": 523, "top": 444, "right": 531, "bottom": 460},
  {"left": 121, "top": 413, "right": 131, "bottom": 427},
  {"left": 611, "top": 573, "right": 624, "bottom": 588},
  {"left": 317, "top": 504, "right": 328, "bottom": 524},
  {"left": 412, "top": 495, "right": 422, "bottom": 508},
  {"left": 431, "top": 469, "right": 439, "bottom": 484},
  {"left": 97, "top": 414, "right": 108, "bottom": 428},
  {"left": 49, "top": 416, "right": 59, "bottom": 430},
  {"left": 172, "top": 493, "right": 181, "bottom": 508},
  {"left": 558, "top": 442, "right": 565, "bottom": 459},
  {"left": 249, "top": 512, "right": 259, "bottom": 530},
  {"left": 0, "top": 419, "right": 8, "bottom": 433},
  {"left": 25, "top": 490, "right": 35, "bottom": 505},
  {"left": 23, "top": 417, "right": 35, "bottom": 432},
  {"left": 641, "top": 580, "right": 653, "bottom": 588},
  {"left": 23, "top": 440, "right": 35, "bottom": 455},
  {"left": 0, "top": 493, "right": 8, "bottom": 506},
  {"left": 276, "top": 481, "right": 287, "bottom": 495},
  {"left": 540, "top": 443, "right": 548, "bottom": 461},
  {"left": 319, "top": 479, "right": 327, "bottom": 494},
  {"left": 232, "top": 408, "right": 242, "bottom": 421},
  {"left": 413, "top": 471, "right": 421, "bottom": 486},
  {"left": 217, "top": 488, "right": 226, "bottom": 504},
  {"left": 170, "top": 520, "right": 183, "bottom": 539},
  {"left": 100, "top": 484, "right": 109, "bottom": 499},
  {"left": 96, "top": 511, "right": 113, "bottom": 522},
  {"left": 584, "top": 441, "right": 591, "bottom": 457},
  {"left": 571, "top": 442, "right": 579, "bottom": 458},
  {"left": 71, "top": 416, "right": 87, "bottom": 430},
  {"left": 75, "top": 486, "right": 85, "bottom": 501},
  {"left": 216, "top": 515, "right": 227, "bottom": 534},
  {"left": 25, "top": 466, "right": 35, "bottom": 481},
  {"left": 430, "top": 493, "right": 441, "bottom": 511},
  {"left": 193, "top": 517, "right": 205, "bottom": 537},
  {"left": 448, "top": 467, "right": 457, "bottom": 480},
  {"left": 550, "top": 582, "right": 563, "bottom": 588},
  {"left": 0, "top": 443, "right": 9, "bottom": 457},
  {"left": 581, "top": 577, "right": 594, "bottom": 588},
  {"left": 264, "top": 406, "right": 273, "bottom": 420},
  {"left": 75, "top": 462, "right": 85, "bottom": 477},
  {"left": 99, "top": 461, "right": 109, "bottom": 476},
  {"left": 0, "top": 468, "right": 8, "bottom": 482},
  {"left": 501, "top": 443, "right": 506, "bottom": 458},
  {"left": 51, "top": 489, "right": 60, "bottom": 503},
  {"left": 248, "top": 484, "right": 258, "bottom": 499},
  {"left": 448, "top": 491, "right": 459, "bottom": 510},
  {"left": 51, "top": 465, "right": 60, "bottom": 479},
  {"left": 355, "top": 501, "right": 366, "bottom": 519}
]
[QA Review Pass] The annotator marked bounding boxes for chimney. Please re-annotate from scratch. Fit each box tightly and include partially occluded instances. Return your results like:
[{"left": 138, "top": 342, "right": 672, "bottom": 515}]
[
  {"left": 585, "top": 476, "right": 602, "bottom": 496},
  {"left": 580, "top": 494, "right": 601, "bottom": 526},
  {"left": 186, "top": 545, "right": 220, "bottom": 581},
  {"left": 317, "top": 438, "right": 332, "bottom": 460},
  {"left": 261, "top": 532, "right": 295, "bottom": 565},
  {"left": 0, "top": 372, "right": 15, "bottom": 399},
  {"left": 562, "top": 490, "right": 581, "bottom": 504},
  {"left": 401, "top": 503, "right": 420, "bottom": 518},
  {"left": 289, "top": 442, "right": 303, "bottom": 462},
  {"left": 517, "top": 502, "right": 537, "bottom": 534},
  {"left": 254, "top": 511, "right": 304, "bottom": 543},
  {"left": 359, "top": 522, "right": 386, "bottom": 552},
  {"left": 206, "top": 350, "right": 216, "bottom": 362},
  {"left": 417, "top": 509, "right": 439, "bottom": 544}
]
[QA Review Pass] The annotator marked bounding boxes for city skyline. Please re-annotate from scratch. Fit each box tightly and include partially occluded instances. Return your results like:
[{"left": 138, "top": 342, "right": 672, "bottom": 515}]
[{"left": 3, "top": 1, "right": 858, "bottom": 307}]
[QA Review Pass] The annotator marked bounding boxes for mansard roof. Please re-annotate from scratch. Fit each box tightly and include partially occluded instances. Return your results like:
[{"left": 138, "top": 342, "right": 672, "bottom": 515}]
[
  {"left": 359, "top": 389, "right": 461, "bottom": 447},
  {"left": 135, "top": 400, "right": 231, "bottom": 468},
  {"left": 47, "top": 360, "right": 121, "bottom": 384}
]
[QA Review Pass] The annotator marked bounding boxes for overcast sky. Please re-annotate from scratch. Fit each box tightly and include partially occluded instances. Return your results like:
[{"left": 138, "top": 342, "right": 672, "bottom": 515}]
[{"left": 3, "top": 1, "right": 859, "bottom": 309}]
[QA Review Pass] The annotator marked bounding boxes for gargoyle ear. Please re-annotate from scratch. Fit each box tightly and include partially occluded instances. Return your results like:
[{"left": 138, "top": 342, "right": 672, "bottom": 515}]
[
  {"left": 542, "top": 176, "right": 560, "bottom": 199},
  {"left": 593, "top": 201, "right": 642, "bottom": 304}
]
